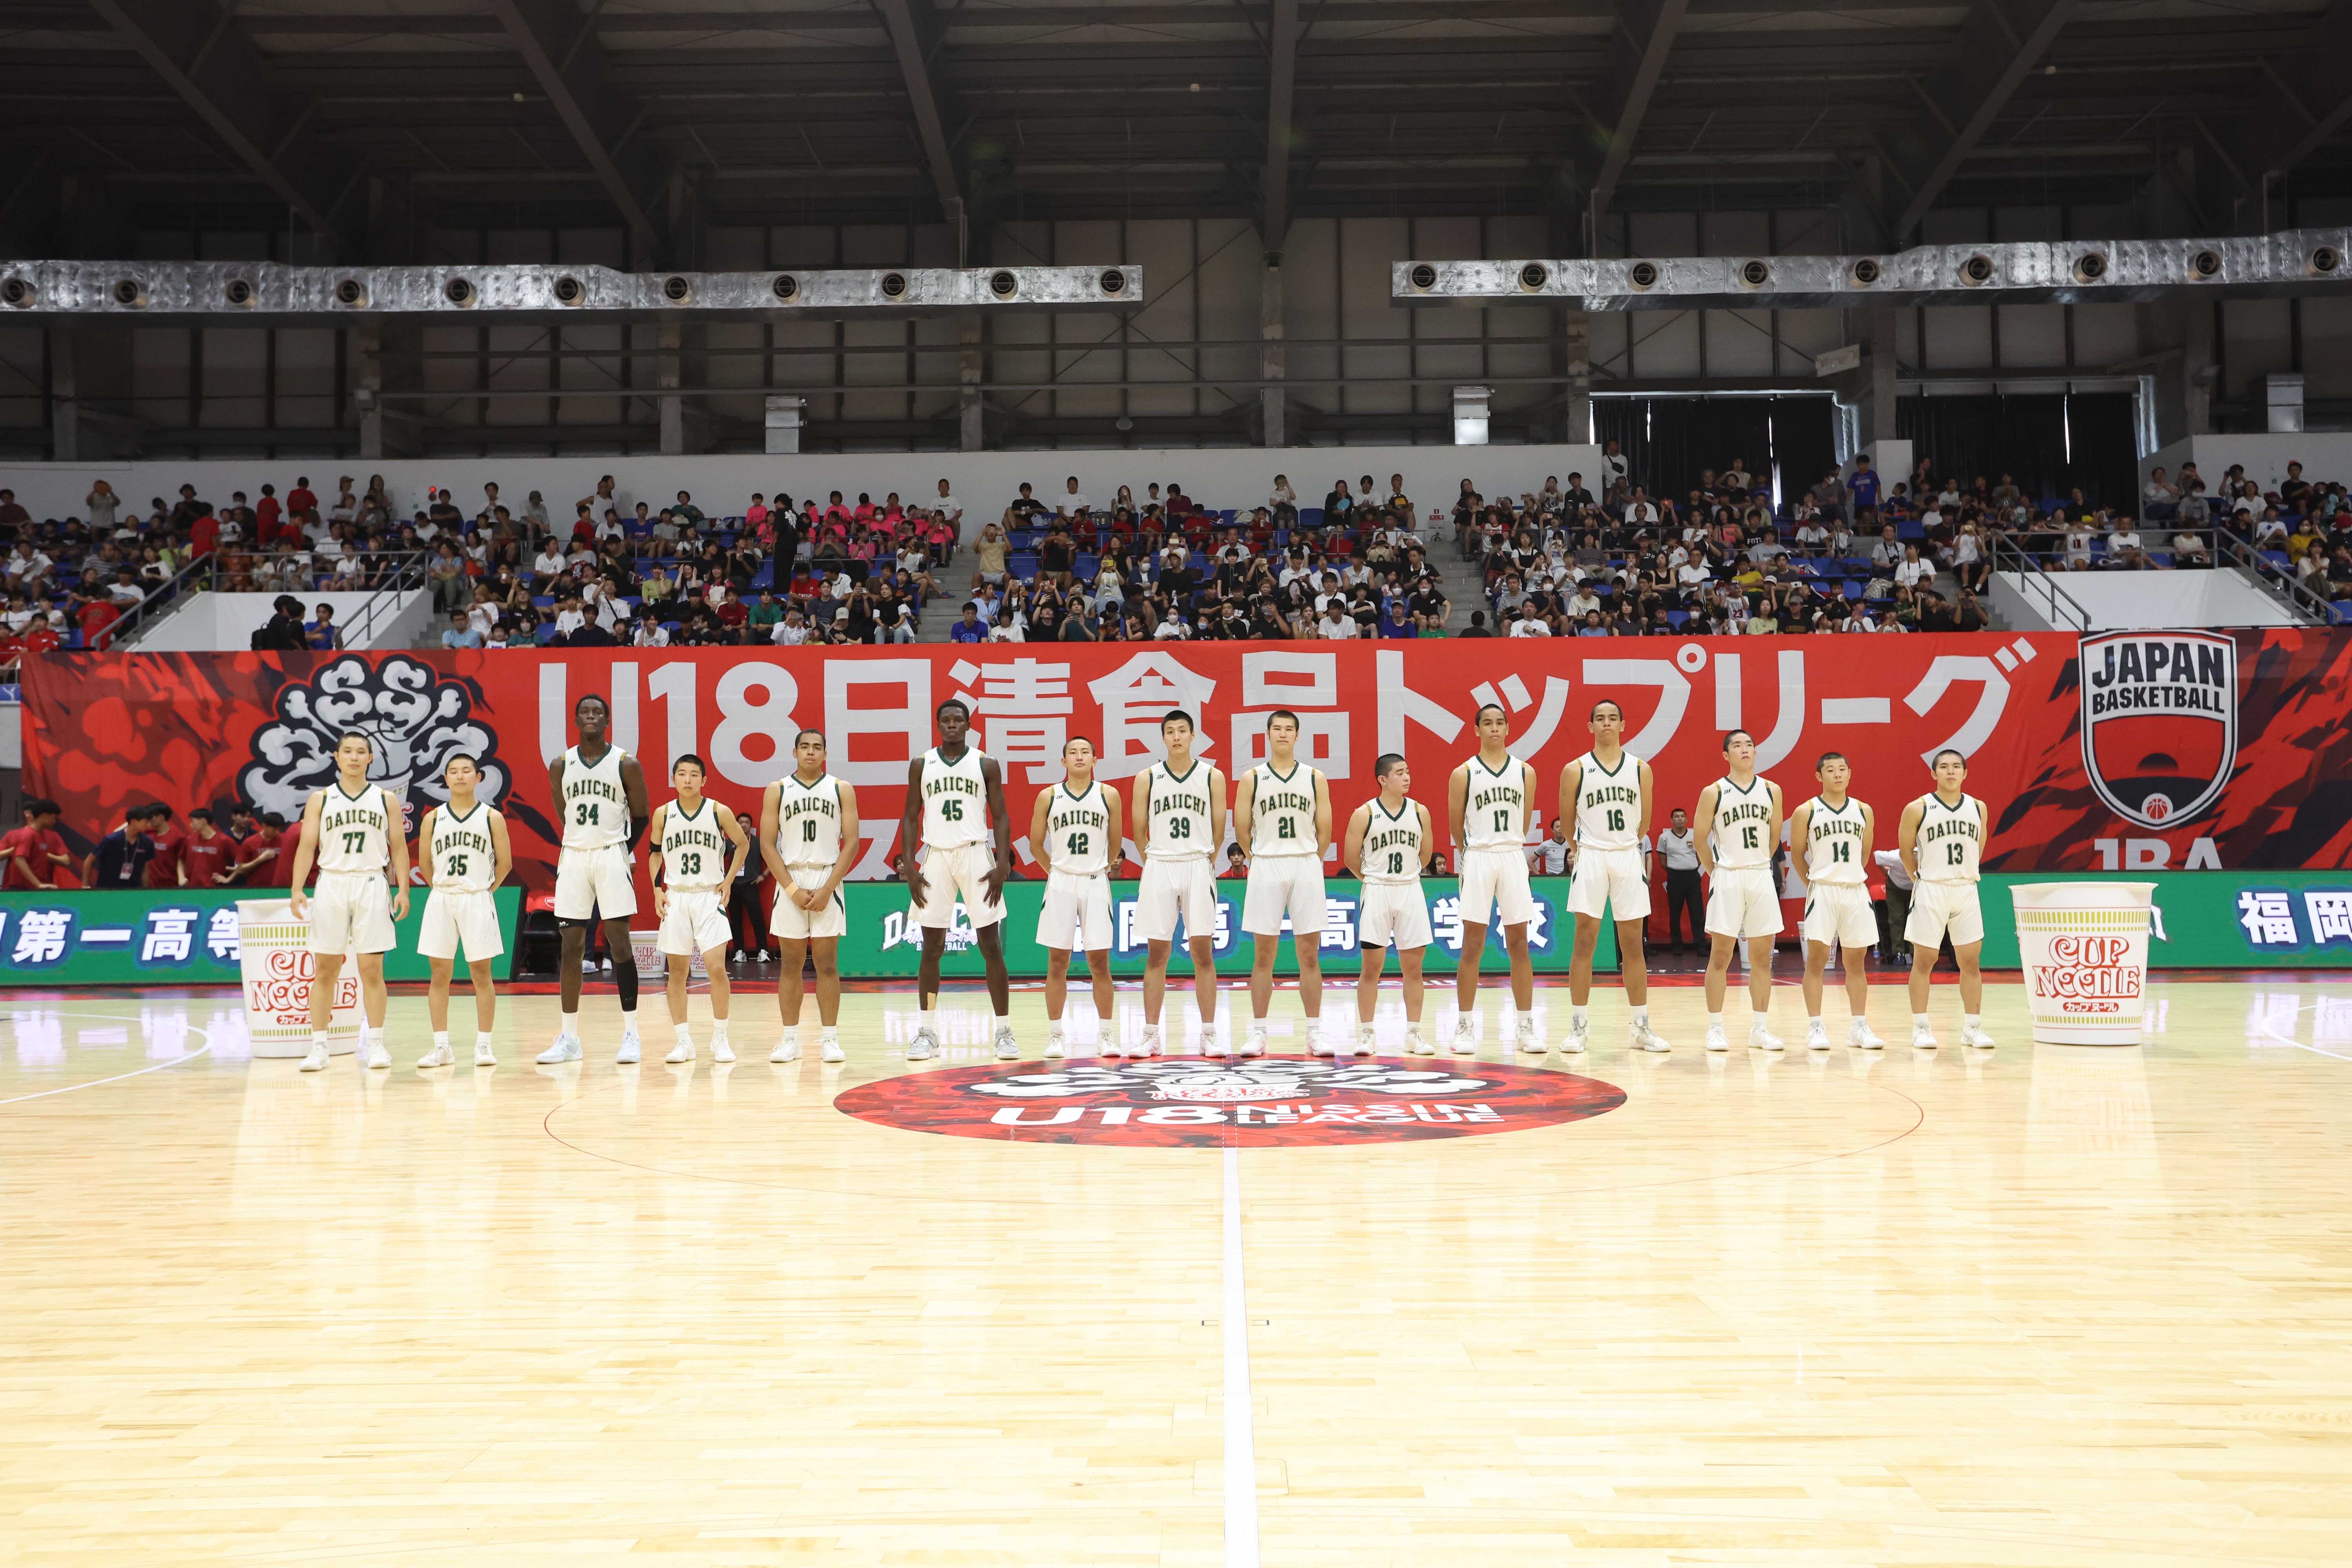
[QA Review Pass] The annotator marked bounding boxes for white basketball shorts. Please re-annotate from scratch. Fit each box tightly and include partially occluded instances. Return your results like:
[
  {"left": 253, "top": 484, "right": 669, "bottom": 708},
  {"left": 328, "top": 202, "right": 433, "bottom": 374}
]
[
  {"left": 1704, "top": 865, "right": 1783, "bottom": 940},
  {"left": 306, "top": 871, "right": 397, "bottom": 956},
  {"left": 909, "top": 840, "right": 1007, "bottom": 929},
  {"left": 770, "top": 866, "right": 847, "bottom": 941},
  {"left": 657, "top": 886, "right": 731, "bottom": 956},
  {"left": 1137, "top": 855, "right": 1218, "bottom": 943},
  {"left": 1566, "top": 844, "right": 1650, "bottom": 922},
  {"left": 1800, "top": 882, "right": 1878, "bottom": 948},
  {"left": 1241, "top": 856, "right": 1326, "bottom": 940},
  {"left": 554, "top": 843, "right": 637, "bottom": 921},
  {"left": 1459, "top": 846, "right": 1537, "bottom": 928},
  {"left": 417, "top": 887, "right": 503, "bottom": 962},
  {"left": 1036, "top": 867, "right": 1113, "bottom": 952},
  {"left": 1906, "top": 880, "right": 1985, "bottom": 948},
  {"left": 1358, "top": 882, "right": 1432, "bottom": 951}
]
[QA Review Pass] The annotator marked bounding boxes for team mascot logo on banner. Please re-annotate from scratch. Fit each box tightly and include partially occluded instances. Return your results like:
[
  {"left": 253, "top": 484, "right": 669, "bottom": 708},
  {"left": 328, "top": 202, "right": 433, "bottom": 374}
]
[{"left": 239, "top": 654, "right": 508, "bottom": 833}]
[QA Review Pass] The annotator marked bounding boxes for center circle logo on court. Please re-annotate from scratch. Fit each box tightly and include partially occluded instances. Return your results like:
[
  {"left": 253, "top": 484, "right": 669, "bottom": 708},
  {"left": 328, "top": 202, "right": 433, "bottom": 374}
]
[{"left": 834, "top": 1058, "right": 1625, "bottom": 1147}]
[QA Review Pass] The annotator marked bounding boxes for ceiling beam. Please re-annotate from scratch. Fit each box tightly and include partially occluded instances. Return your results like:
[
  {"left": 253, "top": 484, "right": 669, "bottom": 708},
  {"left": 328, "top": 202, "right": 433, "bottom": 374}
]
[
  {"left": 1587, "top": 0, "right": 1689, "bottom": 227},
  {"left": 487, "top": 0, "right": 669, "bottom": 261},
  {"left": 1263, "top": 0, "right": 1300, "bottom": 250},
  {"left": 1887, "top": 0, "right": 2076, "bottom": 239},
  {"left": 85, "top": 0, "right": 364, "bottom": 254},
  {"left": 870, "top": 0, "right": 968, "bottom": 260},
  {"left": 2197, "top": 5, "right": 2352, "bottom": 230}
]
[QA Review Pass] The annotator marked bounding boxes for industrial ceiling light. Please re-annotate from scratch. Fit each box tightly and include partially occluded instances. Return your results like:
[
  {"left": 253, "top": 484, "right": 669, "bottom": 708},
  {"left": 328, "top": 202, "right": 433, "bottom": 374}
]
[
  {"left": 879, "top": 271, "right": 908, "bottom": 298},
  {"left": 1409, "top": 263, "right": 1437, "bottom": 290},
  {"left": 1850, "top": 257, "right": 1882, "bottom": 285},
  {"left": 1739, "top": 259, "right": 1771, "bottom": 288},
  {"left": 553, "top": 274, "right": 585, "bottom": 305},
  {"left": 661, "top": 274, "right": 693, "bottom": 302},
  {"left": 1961, "top": 253, "right": 1995, "bottom": 284},
  {"left": 1098, "top": 269, "right": 1126, "bottom": 295},
  {"left": 989, "top": 270, "right": 1018, "bottom": 298},
  {"left": 1518, "top": 263, "right": 1549, "bottom": 291},
  {"left": 1628, "top": 261, "right": 1660, "bottom": 289},
  {"left": 770, "top": 273, "right": 797, "bottom": 301},
  {"left": 444, "top": 277, "right": 477, "bottom": 306}
]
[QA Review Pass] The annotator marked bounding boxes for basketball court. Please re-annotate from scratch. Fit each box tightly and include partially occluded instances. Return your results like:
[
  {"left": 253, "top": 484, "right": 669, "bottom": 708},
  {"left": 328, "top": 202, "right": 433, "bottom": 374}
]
[{"left": 7, "top": 974, "right": 2348, "bottom": 1565}]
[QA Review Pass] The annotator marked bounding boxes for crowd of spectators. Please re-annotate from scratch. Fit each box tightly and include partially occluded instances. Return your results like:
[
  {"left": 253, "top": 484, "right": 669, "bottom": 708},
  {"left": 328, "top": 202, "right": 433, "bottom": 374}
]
[{"left": 9, "top": 439, "right": 2352, "bottom": 662}]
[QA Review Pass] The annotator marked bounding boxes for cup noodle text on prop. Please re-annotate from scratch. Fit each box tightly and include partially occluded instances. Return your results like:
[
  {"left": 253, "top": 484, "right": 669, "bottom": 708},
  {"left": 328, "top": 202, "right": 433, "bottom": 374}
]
[
  {"left": 237, "top": 901, "right": 361, "bottom": 1056},
  {"left": 2008, "top": 882, "right": 2158, "bottom": 1045}
]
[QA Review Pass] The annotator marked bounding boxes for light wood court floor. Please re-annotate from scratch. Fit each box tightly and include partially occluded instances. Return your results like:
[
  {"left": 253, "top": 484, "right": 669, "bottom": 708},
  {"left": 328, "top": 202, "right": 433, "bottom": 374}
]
[{"left": 3, "top": 978, "right": 2350, "bottom": 1564}]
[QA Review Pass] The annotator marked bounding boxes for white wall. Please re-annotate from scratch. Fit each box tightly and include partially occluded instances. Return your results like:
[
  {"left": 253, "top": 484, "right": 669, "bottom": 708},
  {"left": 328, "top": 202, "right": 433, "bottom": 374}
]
[
  {"left": 0, "top": 445, "right": 1606, "bottom": 530},
  {"left": 1993, "top": 569, "right": 2301, "bottom": 631},
  {"left": 134, "top": 590, "right": 430, "bottom": 652},
  {"left": 2141, "top": 433, "right": 2352, "bottom": 497}
]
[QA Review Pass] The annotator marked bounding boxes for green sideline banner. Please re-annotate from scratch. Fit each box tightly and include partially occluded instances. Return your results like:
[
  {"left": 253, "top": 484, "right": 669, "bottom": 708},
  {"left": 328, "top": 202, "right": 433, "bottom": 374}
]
[
  {"left": 1978, "top": 873, "right": 2352, "bottom": 969},
  {"left": 836, "top": 875, "right": 1615, "bottom": 979},
  {"left": 0, "top": 889, "right": 523, "bottom": 986}
]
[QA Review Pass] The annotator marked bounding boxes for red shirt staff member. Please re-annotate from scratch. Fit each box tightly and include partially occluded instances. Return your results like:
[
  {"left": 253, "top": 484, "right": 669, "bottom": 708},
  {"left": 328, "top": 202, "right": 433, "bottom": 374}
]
[
  {"left": 179, "top": 809, "right": 237, "bottom": 887},
  {"left": 0, "top": 800, "right": 74, "bottom": 889}
]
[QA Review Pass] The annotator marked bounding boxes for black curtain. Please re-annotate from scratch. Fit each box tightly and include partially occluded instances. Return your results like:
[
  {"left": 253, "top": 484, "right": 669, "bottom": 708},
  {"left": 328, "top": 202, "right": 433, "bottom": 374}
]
[
  {"left": 1595, "top": 395, "right": 1839, "bottom": 505},
  {"left": 1898, "top": 392, "right": 2136, "bottom": 510}
]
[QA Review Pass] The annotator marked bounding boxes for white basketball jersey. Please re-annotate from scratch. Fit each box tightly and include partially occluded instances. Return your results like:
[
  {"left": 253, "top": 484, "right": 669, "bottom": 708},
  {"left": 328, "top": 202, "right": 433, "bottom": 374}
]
[
  {"left": 315, "top": 782, "right": 393, "bottom": 875},
  {"left": 1045, "top": 780, "right": 1112, "bottom": 875},
  {"left": 1570, "top": 751, "right": 1642, "bottom": 851},
  {"left": 1144, "top": 759, "right": 1214, "bottom": 861},
  {"left": 773, "top": 772, "right": 843, "bottom": 867},
  {"left": 918, "top": 746, "right": 989, "bottom": 849},
  {"left": 658, "top": 797, "right": 729, "bottom": 889},
  {"left": 1361, "top": 799, "right": 1426, "bottom": 885},
  {"left": 1802, "top": 795, "right": 1868, "bottom": 886},
  {"left": 1247, "top": 762, "right": 1320, "bottom": 858},
  {"left": 561, "top": 744, "right": 628, "bottom": 848},
  {"left": 1461, "top": 753, "right": 1530, "bottom": 851},
  {"left": 428, "top": 802, "right": 497, "bottom": 891},
  {"left": 1915, "top": 791, "right": 1985, "bottom": 884},
  {"left": 1709, "top": 775, "right": 1774, "bottom": 869}
]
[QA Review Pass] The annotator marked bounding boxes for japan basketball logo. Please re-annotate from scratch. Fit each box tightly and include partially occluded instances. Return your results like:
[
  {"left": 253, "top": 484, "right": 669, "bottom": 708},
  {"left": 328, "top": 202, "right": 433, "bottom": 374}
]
[{"left": 2078, "top": 630, "right": 2238, "bottom": 830}]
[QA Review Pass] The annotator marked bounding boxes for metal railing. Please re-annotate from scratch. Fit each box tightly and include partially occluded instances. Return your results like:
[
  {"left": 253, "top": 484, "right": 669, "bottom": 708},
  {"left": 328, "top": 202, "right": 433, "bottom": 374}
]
[
  {"left": 1987, "top": 533, "right": 2093, "bottom": 632},
  {"left": 2212, "top": 531, "right": 2336, "bottom": 624},
  {"left": 109, "top": 549, "right": 432, "bottom": 650}
]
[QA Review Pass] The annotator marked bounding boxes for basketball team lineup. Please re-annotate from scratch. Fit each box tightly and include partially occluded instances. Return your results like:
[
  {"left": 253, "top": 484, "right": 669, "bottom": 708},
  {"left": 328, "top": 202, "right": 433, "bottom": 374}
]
[{"left": 281, "top": 691, "right": 1997, "bottom": 1074}]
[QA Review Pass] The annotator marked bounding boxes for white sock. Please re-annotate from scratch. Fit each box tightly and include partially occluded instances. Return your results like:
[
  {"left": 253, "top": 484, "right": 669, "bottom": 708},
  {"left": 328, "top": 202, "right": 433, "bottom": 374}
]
[
  {"left": 365, "top": 1027, "right": 385, "bottom": 1047},
  {"left": 561, "top": 1007, "right": 579, "bottom": 1037},
  {"left": 919, "top": 1008, "right": 938, "bottom": 1033},
  {"left": 1048, "top": 1020, "right": 1065, "bottom": 1037},
  {"left": 1913, "top": 1013, "right": 1931, "bottom": 1027},
  {"left": 1963, "top": 1013, "right": 1980, "bottom": 1031},
  {"left": 820, "top": 1025, "right": 839, "bottom": 1043},
  {"left": 310, "top": 1030, "right": 328, "bottom": 1051},
  {"left": 993, "top": 1009, "right": 1010, "bottom": 1025},
  {"left": 620, "top": 1006, "right": 637, "bottom": 1027},
  {"left": 476, "top": 1031, "right": 495, "bottom": 1052},
  {"left": 675, "top": 1023, "right": 694, "bottom": 1044},
  {"left": 1807, "top": 1013, "right": 1822, "bottom": 1025},
  {"left": 711, "top": 1019, "right": 728, "bottom": 1042},
  {"left": 432, "top": 1031, "right": 450, "bottom": 1051},
  {"left": 1572, "top": 1005, "right": 1590, "bottom": 1029},
  {"left": 1708, "top": 1011, "right": 1724, "bottom": 1029},
  {"left": 1628, "top": 1005, "right": 1647, "bottom": 1027}
]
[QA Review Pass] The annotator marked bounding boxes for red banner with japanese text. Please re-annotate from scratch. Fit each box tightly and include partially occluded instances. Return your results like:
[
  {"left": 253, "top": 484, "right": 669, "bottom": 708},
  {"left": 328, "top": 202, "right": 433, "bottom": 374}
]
[{"left": 22, "top": 630, "right": 2352, "bottom": 890}]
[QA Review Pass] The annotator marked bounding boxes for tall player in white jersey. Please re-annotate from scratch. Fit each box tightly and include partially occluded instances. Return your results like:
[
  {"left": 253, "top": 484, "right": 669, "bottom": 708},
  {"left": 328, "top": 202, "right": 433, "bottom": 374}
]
[
  {"left": 414, "top": 753, "right": 511, "bottom": 1070},
  {"left": 650, "top": 754, "right": 751, "bottom": 1065},
  {"left": 1237, "top": 710, "right": 1333, "bottom": 1057},
  {"left": 1030, "top": 735, "right": 1121, "bottom": 1060},
  {"left": 1561, "top": 699, "right": 1670, "bottom": 1055},
  {"left": 1695, "top": 728, "right": 1785, "bottom": 1053},
  {"left": 1344, "top": 752, "right": 1436, "bottom": 1056},
  {"left": 289, "top": 731, "right": 411, "bottom": 1073},
  {"left": 1898, "top": 748, "right": 1996, "bottom": 1050},
  {"left": 1789, "top": 751, "right": 1887, "bottom": 1051},
  {"left": 1133, "top": 709, "right": 1227, "bottom": 1057},
  {"left": 1448, "top": 703, "right": 1539, "bottom": 1056},
  {"left": 537, "top": 693, "right": 650, "bottom": 1066},
  {"left": 899, "top": 699, "right": 1016, "bottom": 1061},
  {"left": 761, "top": 729, "right": 858, "bottom": 1064}
]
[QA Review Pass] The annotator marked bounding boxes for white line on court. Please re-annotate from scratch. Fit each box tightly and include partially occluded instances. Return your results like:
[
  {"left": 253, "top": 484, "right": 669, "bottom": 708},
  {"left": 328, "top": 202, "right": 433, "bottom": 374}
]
[
  {"left": 0, "top": 1013, "right": 216, "bottom": 1106},
  {"left": 1223, "top": 1143, "right": 1261, "bottom": 1568}
]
